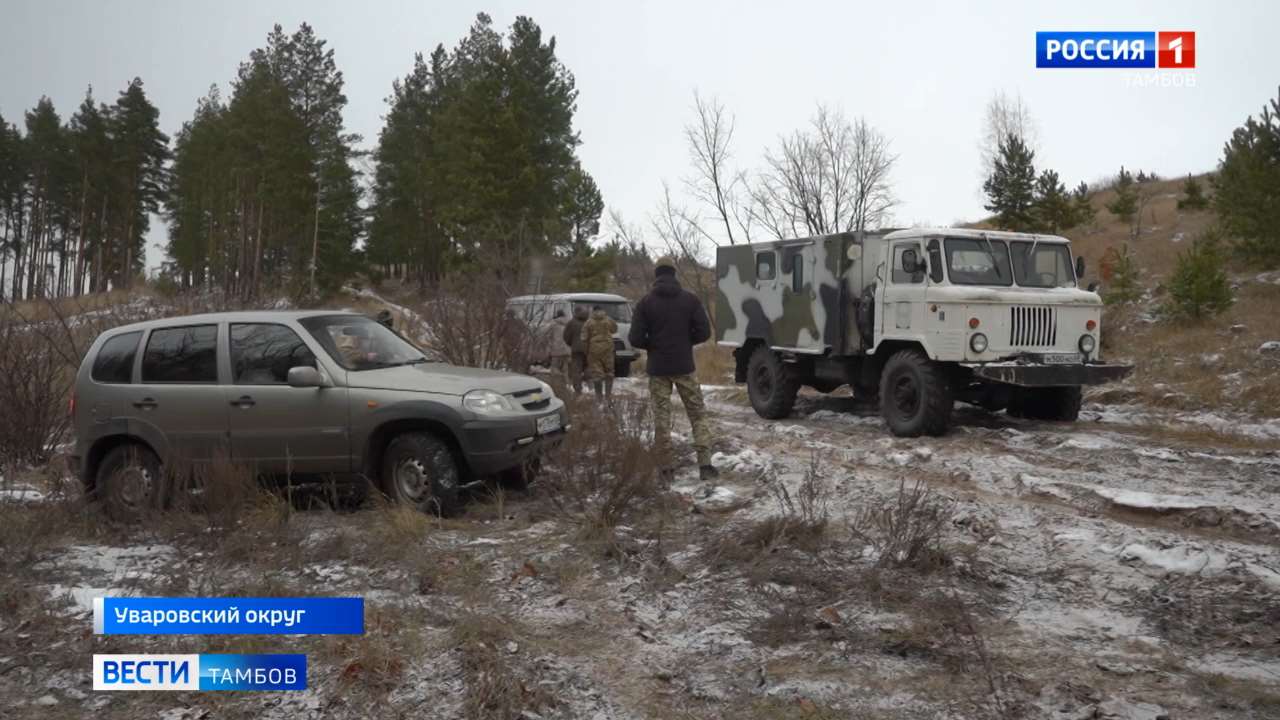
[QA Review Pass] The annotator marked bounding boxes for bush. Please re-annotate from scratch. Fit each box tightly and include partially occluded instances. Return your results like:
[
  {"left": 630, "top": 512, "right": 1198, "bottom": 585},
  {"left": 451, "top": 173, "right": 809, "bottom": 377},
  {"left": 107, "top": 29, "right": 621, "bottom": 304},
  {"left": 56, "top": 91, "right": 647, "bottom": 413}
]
[
  {"left": 850, "top": 478, "right": 954, "bottom": 571},
  {"left": 1100, "top": 244, "right": 1141, "bottom": 305},
  {"left": 1168, "top": 232, "right": 1233, "bottom": 320},
  {"left": 412, "top": 271, "right": 540, "bottom": 372},
  {"left": 1106, "top": 166, "right": 1138, "bottom": 222}
]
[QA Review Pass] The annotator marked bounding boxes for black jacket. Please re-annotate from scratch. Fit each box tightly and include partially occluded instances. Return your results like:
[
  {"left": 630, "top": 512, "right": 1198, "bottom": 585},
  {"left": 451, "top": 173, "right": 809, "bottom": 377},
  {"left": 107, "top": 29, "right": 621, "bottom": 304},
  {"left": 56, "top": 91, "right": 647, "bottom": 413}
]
[
  {"left": 564, "top": 316, "right": 586, "bottom": 354},
  {"left": 628, "top": 275, "right": 711, "bottom": 377}
]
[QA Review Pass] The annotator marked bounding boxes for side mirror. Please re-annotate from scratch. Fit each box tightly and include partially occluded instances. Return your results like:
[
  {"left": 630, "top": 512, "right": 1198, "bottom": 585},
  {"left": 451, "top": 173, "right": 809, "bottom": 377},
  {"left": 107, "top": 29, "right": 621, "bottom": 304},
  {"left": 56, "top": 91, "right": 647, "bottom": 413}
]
[
  {"left": 1075, "top": 256, "right": 1086, "bottom": 279},
  {"left": 901, "top": 248, "right": 921, "bottom": 275},
  {"left": 287, "top": 366, "right": 324, "bottom": 388}
]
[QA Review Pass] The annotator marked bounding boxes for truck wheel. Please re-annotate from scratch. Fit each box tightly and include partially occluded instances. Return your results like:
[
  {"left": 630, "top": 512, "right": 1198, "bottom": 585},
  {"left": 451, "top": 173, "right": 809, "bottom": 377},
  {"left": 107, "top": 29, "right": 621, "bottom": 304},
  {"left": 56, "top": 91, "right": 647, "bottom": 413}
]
[
  {"left": 1012, "top": 387, "right": 1082, "bottom": 421},
  {"left": 614, "top": 359, "right": 632, "bottom": 378},
  {"left": 747, "top": 346, "right": 800, "bottom": 419},
  {"left": 879, "top": 349, "right": 952, "bottom": 437},
  {"left": 96, "top": 443, "right": 163, "bottom": 523},
  {"left": 381, "top": 432, "right": 462, "bottom": 516}
]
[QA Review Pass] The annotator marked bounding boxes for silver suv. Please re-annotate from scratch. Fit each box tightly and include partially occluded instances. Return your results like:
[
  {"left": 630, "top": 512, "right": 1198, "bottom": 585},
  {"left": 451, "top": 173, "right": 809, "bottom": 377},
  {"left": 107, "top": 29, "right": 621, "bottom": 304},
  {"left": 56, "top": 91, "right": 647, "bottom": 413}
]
[{"left": 71, "top": 311, "right": 569, "bottom": 520}]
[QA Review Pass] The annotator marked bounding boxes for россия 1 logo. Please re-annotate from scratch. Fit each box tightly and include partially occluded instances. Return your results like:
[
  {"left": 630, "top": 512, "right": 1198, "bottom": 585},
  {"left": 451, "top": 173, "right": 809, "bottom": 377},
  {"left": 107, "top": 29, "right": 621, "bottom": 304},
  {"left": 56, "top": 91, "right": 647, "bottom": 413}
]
[{"left": 1036, "top": 31, "right": 1195, "bottom": 69}]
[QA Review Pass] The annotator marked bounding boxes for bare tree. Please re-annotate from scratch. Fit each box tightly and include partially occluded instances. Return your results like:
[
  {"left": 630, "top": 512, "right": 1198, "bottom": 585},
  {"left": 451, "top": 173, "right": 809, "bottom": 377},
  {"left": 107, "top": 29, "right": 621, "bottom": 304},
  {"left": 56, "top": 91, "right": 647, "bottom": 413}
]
[
  {"left": 979, "top": 91, "right": 1039, "bottom": 180},
  {"left": 748, "top": 105, "right": 896, "bottom": 240},
  {"left": 651, "top": 183, "right": 717, "bottom": 331},
  {"left": 683, "top": 92, "right": 752, "bottom": 245}
]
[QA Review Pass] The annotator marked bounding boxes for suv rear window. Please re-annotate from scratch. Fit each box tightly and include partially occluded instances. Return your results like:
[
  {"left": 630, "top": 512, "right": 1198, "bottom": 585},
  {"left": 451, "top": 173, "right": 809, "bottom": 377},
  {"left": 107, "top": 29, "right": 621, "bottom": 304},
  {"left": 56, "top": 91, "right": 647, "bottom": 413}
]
[
  {"left": 142, "top": 325, "right": 218, "bottom": 383},
  {"left": 91, "top": 331, "right": 142, "bottom": 384}
]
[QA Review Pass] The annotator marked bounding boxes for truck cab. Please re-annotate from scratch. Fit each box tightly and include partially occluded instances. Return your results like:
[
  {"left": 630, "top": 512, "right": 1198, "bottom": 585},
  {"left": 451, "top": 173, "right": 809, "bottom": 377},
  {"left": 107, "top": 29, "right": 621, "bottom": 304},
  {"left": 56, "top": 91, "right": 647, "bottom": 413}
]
[{"left": 715, "top": 228, "right": 1131, "bottom": 436}]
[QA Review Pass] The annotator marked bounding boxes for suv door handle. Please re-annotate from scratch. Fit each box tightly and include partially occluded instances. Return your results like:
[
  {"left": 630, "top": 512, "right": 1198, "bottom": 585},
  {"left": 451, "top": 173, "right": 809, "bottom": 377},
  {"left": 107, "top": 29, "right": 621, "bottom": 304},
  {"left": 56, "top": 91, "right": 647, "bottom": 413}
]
[
  {"left": 132, "top": 398, "right": 158, "bottom": 410},
  {"left": 230, "top": 395, "right": 256, "bottom": 409}
]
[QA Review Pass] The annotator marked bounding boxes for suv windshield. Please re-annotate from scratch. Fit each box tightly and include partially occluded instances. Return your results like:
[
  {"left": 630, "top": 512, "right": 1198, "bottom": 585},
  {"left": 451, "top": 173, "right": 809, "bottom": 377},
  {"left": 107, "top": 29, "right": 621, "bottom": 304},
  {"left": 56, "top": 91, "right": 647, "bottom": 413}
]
[
  {"left": 572, "top": 301, "right": 631, "bottom": 323},
  {"left": 1010, "top": 241, "right": 1077, "bottom": 288},
  {"left": 299, "top": 315, "right": 427, "bottom": 371},
  {"left": 944, "top": 238, "right": 1012, "bottom": 286}
]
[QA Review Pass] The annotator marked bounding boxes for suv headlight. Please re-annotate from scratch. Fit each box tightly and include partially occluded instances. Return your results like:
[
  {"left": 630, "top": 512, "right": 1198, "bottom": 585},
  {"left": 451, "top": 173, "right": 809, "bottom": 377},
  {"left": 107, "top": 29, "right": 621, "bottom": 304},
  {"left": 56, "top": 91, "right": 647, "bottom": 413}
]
[
  {"left": 463, "top": 389, "right": 513, "bottom": 415},
  {"left": 970, "top": 333, "right": 988, "bottom": 353},
  {"left": 538, "top": 381, "right": 557, "bottom": 400},
  {"left": 1079, "top": 334, "right": 1097, "bottom": 354}
]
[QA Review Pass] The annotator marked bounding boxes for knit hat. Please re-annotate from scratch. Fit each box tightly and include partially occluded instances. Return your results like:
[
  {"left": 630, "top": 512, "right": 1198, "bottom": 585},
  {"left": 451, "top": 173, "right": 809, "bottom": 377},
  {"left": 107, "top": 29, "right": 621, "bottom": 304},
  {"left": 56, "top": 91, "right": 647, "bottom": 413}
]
[{"left": 654, "top": 255, "right": 676, "bottom": 277}]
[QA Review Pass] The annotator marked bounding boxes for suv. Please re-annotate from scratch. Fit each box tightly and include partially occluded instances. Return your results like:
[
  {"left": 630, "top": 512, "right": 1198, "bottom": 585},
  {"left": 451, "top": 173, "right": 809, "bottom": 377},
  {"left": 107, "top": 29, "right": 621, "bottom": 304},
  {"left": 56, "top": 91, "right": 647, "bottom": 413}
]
[{"left": 71, "top": 311, "right": 569, "bottom": 520}]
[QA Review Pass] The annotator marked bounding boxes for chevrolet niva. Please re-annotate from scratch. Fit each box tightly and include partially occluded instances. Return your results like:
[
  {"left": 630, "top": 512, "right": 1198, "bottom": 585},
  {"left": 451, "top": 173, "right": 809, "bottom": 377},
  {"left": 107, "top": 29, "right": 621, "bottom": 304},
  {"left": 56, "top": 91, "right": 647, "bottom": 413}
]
[{"left": 71, "top": 311, "right": 569, "bottom": 520}]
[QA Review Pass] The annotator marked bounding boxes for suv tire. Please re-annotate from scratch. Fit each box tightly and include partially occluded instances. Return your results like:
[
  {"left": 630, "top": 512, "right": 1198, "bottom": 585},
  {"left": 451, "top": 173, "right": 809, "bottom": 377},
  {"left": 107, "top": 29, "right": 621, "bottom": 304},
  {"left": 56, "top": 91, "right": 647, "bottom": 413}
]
[
  {"left": 880, "top": 349, "right": 952, "bottom": 437},
  {"left": 381, "top": 432, "right": 462, "bottom": 516},
  {"left": 97, "top": 443, "right": 163, "bottom": 523},
  {"left": 747, "top": 346, "right": 800, "bottom": 419}
]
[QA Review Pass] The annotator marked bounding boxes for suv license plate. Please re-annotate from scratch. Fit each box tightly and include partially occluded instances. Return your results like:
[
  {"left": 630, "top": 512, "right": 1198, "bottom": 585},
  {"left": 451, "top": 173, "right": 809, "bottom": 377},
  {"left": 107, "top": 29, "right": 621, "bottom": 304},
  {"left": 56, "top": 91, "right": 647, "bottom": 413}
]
[
  {"left": 1041, "top": 353, "right": 1082, "bottom": 365},
  {"left": 537, "top": 414, "right": 562, "bottom": 435}
]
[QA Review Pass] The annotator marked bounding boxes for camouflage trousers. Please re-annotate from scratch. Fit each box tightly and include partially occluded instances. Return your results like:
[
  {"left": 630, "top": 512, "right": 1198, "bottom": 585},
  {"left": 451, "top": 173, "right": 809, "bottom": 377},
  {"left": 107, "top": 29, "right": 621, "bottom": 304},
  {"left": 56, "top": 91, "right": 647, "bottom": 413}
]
[{"left": 649, "top": 373, "right": 713, "bottom": 468}]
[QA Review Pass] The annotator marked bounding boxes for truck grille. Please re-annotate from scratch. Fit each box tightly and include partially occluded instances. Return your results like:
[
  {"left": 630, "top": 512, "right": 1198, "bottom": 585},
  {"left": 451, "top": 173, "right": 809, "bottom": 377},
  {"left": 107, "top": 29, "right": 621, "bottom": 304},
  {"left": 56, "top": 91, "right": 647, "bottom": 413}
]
[{"left": 1009, "top": 306, "right": 1058, "bottom": 347}]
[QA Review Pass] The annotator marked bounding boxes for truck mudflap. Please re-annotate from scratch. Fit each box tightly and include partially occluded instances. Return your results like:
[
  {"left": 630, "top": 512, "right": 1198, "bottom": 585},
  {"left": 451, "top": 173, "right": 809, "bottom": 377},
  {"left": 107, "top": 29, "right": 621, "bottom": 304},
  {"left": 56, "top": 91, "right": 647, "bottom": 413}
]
[{"left": 967, "top": 361, "right": 1132, "bottom": 387}]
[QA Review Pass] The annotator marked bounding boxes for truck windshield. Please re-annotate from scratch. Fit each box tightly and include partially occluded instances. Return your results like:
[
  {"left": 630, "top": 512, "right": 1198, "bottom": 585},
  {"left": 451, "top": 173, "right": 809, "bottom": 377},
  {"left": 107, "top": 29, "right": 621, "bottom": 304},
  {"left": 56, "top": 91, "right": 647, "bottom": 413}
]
[
  {"left": 944, "top": 238, "right": 1012, "bottom": 286},
  {"left": 299, "top": 315, "right": 428, "bottom": 371},
  {"left": 573, "top": 302, "right": 632, "bottom": 323},
  {"left": 1009, "top": 242, "right": 1077, "bottom": 288}
]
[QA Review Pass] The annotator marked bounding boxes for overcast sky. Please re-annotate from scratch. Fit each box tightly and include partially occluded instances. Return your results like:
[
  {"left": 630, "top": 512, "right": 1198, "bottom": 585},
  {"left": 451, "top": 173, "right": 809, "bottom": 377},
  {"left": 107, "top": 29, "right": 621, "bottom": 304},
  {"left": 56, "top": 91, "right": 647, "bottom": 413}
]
[{"left": 2, "top": 0, "right": 1277, "bottom": 270}]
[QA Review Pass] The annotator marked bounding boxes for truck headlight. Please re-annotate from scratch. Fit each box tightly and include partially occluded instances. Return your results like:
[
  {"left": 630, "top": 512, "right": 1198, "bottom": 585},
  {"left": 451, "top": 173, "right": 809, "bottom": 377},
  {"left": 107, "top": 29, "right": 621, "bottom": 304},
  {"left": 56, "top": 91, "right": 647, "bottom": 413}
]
[
  {"left": 1079, "top": 334, "right": 1096, "bottom": 354},
  {"left": 970, "top": 333, "right": 988, "bottom": 353},
  {"left": 463, "top": 389, "right": 513, "bottom": 415}
]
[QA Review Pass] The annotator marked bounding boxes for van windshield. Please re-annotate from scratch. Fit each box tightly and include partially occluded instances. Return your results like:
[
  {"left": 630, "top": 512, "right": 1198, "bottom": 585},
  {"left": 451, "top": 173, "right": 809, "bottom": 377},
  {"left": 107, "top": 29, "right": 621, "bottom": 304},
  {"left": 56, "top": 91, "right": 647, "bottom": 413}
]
[
  {"left": 300, "top": 315, "right": 428, "bottom": 371},
  {"left": 1009, "top": 241, "right": 1077, "bottom": 288},
  {"left": 573, "top": 302, "right": 632, "bottom": 323}
]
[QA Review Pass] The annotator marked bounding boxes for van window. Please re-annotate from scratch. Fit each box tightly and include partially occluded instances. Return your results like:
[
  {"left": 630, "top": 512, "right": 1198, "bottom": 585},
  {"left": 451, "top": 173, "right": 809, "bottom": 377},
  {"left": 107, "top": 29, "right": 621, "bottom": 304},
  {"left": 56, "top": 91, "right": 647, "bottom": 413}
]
[
  {"left": 572, "top": 302, "right": 632, "bottom": 323},
  {"left": 230, "top": 324, "right": 317, "bottom": 384},
  {"left": 891, "top": 244, "right": 925, "bottom": 285},
  {"left": 141, "top": 325, "right": 219, "bottom": 383},
  {"left": 92, "top": 331, "right": 142, "bottom": 384},
  {"left": 756, "top": 252, "right": 776, "bottom": 281},
  {"left": 791, "top": 255, "right": 805, "bottom": 293}
]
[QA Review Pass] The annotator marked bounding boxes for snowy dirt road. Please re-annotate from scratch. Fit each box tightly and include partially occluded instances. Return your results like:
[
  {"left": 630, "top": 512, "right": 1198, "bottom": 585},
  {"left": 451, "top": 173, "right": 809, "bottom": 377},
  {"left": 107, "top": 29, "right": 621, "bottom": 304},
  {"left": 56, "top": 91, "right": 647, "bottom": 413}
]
[{"left": 4, "top": 380, "right": 1278, "bottom": 719}]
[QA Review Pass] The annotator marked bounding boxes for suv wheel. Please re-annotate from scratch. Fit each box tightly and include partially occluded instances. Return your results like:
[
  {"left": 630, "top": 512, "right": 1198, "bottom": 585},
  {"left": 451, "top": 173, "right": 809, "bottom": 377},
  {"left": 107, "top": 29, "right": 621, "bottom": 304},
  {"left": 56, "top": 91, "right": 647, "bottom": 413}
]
[
  {"left": 97, "top": 444, "right": 163, "bottom": 522},
  {"left": 381, "top": 432, "right": 462, "bottom": 516},
  {"left": 747, "top": 346, "right": 800, "bottom": 419},
  {"left": 879, "top": 349, "right": 952, "bottom": 437}
]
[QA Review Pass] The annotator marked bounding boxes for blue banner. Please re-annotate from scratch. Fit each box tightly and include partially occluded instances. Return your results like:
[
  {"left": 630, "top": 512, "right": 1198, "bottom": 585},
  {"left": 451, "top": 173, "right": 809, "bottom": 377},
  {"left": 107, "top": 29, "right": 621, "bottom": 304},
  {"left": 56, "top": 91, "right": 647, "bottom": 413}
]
[
  {"left": 94, "top": 597, "right": 364, "bottom": 635},
  {"left": 1036, "top": 31, "right": 1156, "bottom": 68}
]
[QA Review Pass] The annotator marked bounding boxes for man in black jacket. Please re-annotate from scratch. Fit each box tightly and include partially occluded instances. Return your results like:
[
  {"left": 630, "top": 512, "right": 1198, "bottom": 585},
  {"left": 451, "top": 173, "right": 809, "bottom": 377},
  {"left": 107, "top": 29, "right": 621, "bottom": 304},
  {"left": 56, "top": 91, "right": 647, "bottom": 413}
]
[{"left": 629, "top": 256, "right": 718, "bottom": 483}]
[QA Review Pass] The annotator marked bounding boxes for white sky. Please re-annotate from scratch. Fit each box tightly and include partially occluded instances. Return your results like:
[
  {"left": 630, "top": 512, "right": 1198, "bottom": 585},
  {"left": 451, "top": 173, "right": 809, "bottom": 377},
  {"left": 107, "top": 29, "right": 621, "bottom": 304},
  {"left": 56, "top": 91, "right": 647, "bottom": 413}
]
[{"left": 2, "top": 0, "right": 1277, "bottom": 272}]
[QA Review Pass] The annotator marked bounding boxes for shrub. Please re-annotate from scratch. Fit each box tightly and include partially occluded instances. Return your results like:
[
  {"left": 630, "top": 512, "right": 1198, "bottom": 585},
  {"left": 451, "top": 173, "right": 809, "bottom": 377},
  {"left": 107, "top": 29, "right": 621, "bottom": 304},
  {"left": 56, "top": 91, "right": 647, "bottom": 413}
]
[
  {"left": 412, "top": 270, "right": 541, "bottom": 372},
  {"left": 1177, "top": 174, "right": 1210, "bottom": 211},
  {"left": 1100, "top": 244, "right": 1141, "bottom": 304},
  {"left": 1168, "top": 232, "right": 1233, "bottom": 320},
  {"left": 850, "top": 478, "right": 954, "bottom": 571},
  {"left": 1106, "top": 166, "right": 1138, "bottom": 222}
]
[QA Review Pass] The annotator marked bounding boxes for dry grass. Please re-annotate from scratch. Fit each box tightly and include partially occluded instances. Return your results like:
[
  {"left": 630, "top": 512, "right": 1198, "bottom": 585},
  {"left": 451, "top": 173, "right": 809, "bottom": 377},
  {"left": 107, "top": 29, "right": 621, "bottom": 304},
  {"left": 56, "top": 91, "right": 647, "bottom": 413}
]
[{"left": 850, "top": 478, "right": 954, "bottom": 572}]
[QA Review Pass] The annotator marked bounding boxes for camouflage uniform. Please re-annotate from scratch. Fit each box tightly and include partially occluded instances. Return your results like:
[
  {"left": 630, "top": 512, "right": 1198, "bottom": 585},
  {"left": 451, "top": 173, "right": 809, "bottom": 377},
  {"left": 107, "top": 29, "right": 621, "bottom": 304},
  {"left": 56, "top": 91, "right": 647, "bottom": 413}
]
[
  {"left": 582, "top": 309, "right": 617, "bottom": 381},
  {"left": 649, "top": 373, "right": 713, "bottom": 467}
]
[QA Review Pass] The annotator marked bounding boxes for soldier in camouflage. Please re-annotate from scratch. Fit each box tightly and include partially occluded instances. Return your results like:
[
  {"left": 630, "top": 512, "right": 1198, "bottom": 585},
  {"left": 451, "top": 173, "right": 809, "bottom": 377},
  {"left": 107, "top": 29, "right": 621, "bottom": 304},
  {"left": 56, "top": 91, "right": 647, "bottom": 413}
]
[
  {"left": 629, "top": 256, "right": 718, "bottom": 484},
  {"left": 581, "top": 306, "right": 618, "bottom": 401}
]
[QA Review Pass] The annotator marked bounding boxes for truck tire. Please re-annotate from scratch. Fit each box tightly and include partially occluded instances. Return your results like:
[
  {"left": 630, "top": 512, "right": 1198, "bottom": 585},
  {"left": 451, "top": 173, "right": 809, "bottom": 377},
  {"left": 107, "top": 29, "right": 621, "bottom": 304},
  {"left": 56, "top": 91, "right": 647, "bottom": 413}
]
[
  {"left": 96, "top": 443, "right": 163, "bottom": 523},
  {"left": 1009, "top": 387, "right": 1081, "bottom": 421},
  {"left": 381, "top": 432, "right": 462, "bottom": 516},
  {"left": 747, "top": 346, "right": 800, "bottom": 419},
  {"left": 879, "top": 349, "right": 952, "bottom": 437}
]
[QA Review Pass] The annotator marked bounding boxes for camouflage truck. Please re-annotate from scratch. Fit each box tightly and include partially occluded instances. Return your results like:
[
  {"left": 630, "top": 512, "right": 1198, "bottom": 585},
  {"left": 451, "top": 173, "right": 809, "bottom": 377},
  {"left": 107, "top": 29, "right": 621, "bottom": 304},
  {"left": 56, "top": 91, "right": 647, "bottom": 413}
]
[{"left": 715, "top": 228, "right": 1132, "bottom": 436}]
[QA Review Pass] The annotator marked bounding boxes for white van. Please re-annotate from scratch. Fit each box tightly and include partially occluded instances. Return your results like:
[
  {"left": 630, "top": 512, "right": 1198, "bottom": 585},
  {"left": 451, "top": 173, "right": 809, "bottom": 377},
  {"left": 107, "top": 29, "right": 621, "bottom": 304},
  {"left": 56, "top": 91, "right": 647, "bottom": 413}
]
[{"left": 506, "top": 293, "right": 639, "bottom": 377}]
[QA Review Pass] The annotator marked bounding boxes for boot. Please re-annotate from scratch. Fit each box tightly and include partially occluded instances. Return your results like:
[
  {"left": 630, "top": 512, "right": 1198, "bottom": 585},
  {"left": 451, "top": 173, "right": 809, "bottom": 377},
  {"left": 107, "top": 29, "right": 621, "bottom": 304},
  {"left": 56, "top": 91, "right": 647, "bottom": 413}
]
[
  {"left": 592, "top": 380, "right": 603, "bottom": 399},
  {"left": 699, "top": 465, "right": 720, "bottom": 482},
  {"left": 604, "top": 378, "right": 614, "bottom": 404}
]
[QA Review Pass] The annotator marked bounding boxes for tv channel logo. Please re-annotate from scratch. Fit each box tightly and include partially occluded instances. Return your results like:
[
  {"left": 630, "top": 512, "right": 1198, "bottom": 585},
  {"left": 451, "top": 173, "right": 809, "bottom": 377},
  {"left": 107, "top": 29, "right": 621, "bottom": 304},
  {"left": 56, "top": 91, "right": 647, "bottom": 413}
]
[
  {"left": 1036, "top": 31, "right": 1195, "bottom": 69},
  {"left": 93, "top": 654, "right": 306, "bottom": 691}
]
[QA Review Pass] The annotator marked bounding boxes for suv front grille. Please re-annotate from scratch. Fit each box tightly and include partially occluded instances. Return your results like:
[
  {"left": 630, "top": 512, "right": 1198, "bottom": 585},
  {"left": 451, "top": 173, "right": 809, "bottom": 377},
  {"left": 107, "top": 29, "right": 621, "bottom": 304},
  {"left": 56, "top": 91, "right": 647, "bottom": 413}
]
[
  {"left": 1009, "top": 306, "right": 1058, "bottom": 347},
  {"left": 512, "top": 388, "right": 551, "bottom": 412}
]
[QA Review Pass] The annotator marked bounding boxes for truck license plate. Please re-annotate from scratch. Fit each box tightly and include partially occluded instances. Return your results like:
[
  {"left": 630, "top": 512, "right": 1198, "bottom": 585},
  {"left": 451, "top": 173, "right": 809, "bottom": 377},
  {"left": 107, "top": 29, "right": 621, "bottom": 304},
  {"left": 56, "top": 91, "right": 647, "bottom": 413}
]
[
  {"left": 1041, "top": 353, "right": 1082, "bottom": 365},
  {"left": 537, "top": 414, "right": 562, "bottom": 435}
]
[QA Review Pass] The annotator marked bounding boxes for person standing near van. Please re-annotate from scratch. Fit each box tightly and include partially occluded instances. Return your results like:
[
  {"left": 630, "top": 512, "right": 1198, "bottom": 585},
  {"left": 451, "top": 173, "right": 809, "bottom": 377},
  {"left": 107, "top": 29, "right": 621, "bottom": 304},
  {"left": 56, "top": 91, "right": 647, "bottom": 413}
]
[
  {"left": 628, "top": 256, "right": 717, "bottom": 483},
  {"left": 563, "top": 305, "right": 590, "bottom": 394},
  {"left": 550, "top": 309, "right": 572, "bottom": 382},
  {"left": 582, "top": 305, "right": 618, "bottom": 401}
]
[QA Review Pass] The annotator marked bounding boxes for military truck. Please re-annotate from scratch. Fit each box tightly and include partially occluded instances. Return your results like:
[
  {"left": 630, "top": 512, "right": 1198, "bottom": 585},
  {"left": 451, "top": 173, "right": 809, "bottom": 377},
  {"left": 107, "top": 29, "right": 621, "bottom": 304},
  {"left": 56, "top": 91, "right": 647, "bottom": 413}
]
[{"left": 715, "top": 228, "right": 1132, "bottom": 436}]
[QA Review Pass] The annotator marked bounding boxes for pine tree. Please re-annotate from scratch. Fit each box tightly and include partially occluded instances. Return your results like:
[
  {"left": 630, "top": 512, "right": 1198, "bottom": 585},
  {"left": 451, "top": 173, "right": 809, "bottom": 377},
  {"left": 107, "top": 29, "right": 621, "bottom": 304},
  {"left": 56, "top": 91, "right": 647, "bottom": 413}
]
[
  {"left": 1177, "top": 174, "right": 1209, "bottom": 211},
  {"left": 67, "top": 88, "right": 113, "bottom": 295},
  {"left": 982, "top": 133, "right": 1037, "bottom": 230},
  {"left": 1100, "top": 244, "right": 1140, "bottom": 304},
  {"left": 1213, "top": 86, "right": 1280, "bottom": 265},
  {"left": 110, "top": 78, "right": 170, "bottom": 290},
  {"left": 1168, "top": 231, "right": 1233, "bottom": 319},
  {"left": 1106, "top": 166, "right": 1138, "bottom": 222},
  {"left": 1031, "top": 169, "right": 1072, "bottom": 233},
  {"left": 1071, "top": 181, "right": 1096, "bottom": 228}
]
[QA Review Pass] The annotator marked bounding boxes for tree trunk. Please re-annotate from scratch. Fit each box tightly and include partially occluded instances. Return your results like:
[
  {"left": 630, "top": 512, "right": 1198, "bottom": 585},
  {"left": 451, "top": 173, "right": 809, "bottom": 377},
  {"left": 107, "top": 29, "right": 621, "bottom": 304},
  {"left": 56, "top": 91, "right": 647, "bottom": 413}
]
[{"left": 309, "top": 186, "right": 320, "bottom": 297}]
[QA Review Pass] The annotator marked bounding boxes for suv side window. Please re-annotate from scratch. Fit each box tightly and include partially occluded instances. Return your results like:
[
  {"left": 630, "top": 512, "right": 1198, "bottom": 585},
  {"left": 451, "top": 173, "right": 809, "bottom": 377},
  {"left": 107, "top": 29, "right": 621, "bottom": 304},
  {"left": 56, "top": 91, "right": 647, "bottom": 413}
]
[
  {"left": 141, "top": 325, "right": 219, "bottom": 383},
  {"left": 230, "top": 323, "right": 316, "bottom": 384},
  {"left": 92, "top": 331, "right": 142, "bottom": 384}
]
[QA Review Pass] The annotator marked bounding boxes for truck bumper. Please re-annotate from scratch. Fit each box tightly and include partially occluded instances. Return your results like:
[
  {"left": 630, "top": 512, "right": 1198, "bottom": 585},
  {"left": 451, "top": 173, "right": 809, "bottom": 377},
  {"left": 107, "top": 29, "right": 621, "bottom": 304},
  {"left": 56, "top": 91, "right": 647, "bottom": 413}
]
[{"left": 968, "top": 361, "right": 1132, "bottom": 387}]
